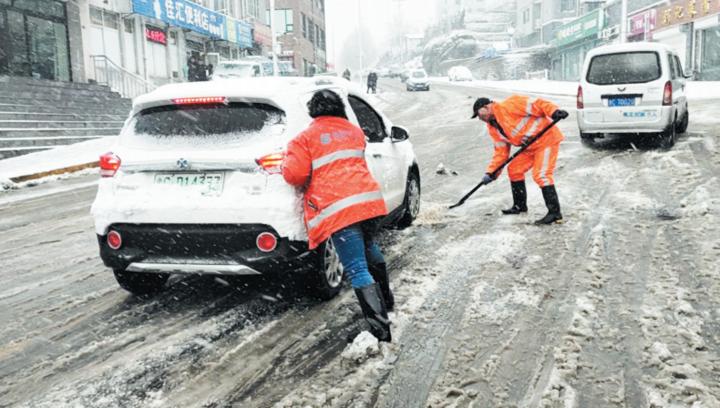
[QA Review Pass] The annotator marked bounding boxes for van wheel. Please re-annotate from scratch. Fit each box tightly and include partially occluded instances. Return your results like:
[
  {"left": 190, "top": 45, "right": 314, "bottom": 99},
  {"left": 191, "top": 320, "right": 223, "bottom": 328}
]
[
  {"left": 659, "top": 121, "right": 677, "bottom": 149},
  {"left": 676, "top": 109, "right": 689, "bottom": 133},
  {"left": 396, "top": 170, "right": 421, "bottom": 229},
  {"left": 580, "top": 132, "right": 596, "bottom": 147},
  {"left": 113, "top": 269, "right": 168, "bottom": 295},
  {"left": 305, "top": 239, "right": 344, "bottom": 300}
]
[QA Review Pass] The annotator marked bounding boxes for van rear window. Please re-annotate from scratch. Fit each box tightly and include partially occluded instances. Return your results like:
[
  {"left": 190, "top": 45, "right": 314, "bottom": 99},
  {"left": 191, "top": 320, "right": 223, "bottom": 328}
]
[{"left": 587, "top": 52, "right": 661, "bottom": 85}]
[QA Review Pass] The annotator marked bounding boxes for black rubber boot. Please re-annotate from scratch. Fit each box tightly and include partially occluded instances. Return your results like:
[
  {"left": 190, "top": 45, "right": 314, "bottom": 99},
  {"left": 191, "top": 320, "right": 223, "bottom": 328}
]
[
  {"left": 502, "top": 180, "right": 528, "bottom": 215},
  {"left": 354, "top": 283, "right": 392, "bottom": 342},
  {"left": 535, "top": 185, "right": 563, "bottom": 225},
  {"left": 369, "top": 262, "right": 394, "bottom": 311}
]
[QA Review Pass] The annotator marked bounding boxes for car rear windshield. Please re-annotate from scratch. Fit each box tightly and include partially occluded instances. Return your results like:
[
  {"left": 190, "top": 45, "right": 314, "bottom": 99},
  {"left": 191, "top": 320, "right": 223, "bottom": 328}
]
[
  {"left": 124, "top": 102, "right": 286, "bottom": 148},
  {"left": 587, "top": 52, "right": 661, "bottom": 85}
]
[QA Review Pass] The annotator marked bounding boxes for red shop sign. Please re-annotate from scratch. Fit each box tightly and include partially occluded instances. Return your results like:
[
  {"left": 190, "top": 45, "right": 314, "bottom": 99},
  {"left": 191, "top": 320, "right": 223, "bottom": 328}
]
[{"left": 146, "top": 27, "right": 167, "bottom": 45}]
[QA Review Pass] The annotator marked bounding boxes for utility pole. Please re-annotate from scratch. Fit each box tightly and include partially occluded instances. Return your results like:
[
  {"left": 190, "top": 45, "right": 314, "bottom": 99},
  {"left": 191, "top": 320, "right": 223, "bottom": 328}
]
[
  {"left": 620, "top": 0, "right": 628, "bottom": 43},
  {"left": 270, "top": 0, "right": 280, "bottom": 76}
]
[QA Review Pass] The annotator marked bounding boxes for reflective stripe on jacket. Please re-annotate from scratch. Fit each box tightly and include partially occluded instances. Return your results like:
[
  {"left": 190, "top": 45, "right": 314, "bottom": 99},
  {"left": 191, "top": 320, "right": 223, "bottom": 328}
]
[
  {"left": 485, "top": 94, "right": 564, "bottom": 175},
  {"left": 282, "top": 116, "right": 388, "bottom": 250}
]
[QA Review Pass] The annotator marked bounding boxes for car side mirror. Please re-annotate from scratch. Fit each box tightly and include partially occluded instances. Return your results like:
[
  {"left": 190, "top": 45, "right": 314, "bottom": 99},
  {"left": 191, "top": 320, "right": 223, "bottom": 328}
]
[
  {"left": 391, "top": 126, "right": 409, "bottom": 142},
  {"left": 683, "top": 70, "right": 695, "bottom": 80}
]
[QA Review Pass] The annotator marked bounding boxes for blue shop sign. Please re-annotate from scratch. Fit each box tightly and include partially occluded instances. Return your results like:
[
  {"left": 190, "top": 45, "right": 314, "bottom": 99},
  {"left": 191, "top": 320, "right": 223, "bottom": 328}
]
[
  {"left": 132, "top": 0, "right": 253, "bottom": 47},
  {"left": 227, "top": 18, "right": 254, "bottom": 49}
]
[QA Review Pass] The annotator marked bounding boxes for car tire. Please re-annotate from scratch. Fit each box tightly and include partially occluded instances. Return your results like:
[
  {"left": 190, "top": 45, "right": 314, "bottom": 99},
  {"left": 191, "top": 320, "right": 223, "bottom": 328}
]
[
  {"left": 113, "top": 269, "right": 169, "bottom": 295},
  {"left": 396, "top": 169, "right": 421, "bottom": 229},
  {"left": 580, "top": 132, "right": 596, "bottom": 147},
  {"left": 676, "top": 109, "right": 689, "bottom": 133},
  {"left": 659, "top": 120, "right": 677, "bottom": 149},
  {"left": 305, "top": 239, "right": 344, "bottom": 300}
]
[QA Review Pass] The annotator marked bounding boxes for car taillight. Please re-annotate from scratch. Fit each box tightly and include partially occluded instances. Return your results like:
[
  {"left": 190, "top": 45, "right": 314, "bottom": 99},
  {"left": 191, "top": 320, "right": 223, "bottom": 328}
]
[
  {"left": 577, "top": 85, "right": 584, "bottom": 109},
  {"left": 256, "top": 232, "right": 277, "bottom": 252},
  {"left": 172, "top": 96, "right": 227, "bottom": 105},
  {"left": 107, "top": 230, "right": 122, "bottom": 250},
  {"left": 662, "top": 81, "right": 672, "bottom": 106},
  {"left": 255, "top": 152, "right": 285, "bottom": 174},
  {"left": 99, "top": 152, "right": 121, "bottom": 177}
]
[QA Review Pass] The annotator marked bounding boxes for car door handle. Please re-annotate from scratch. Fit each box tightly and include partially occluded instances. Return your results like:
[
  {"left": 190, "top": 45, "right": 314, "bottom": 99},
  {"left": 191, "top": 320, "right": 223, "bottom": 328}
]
[{"left": 372, "top": 154, "right": 382, "bottom": 158}]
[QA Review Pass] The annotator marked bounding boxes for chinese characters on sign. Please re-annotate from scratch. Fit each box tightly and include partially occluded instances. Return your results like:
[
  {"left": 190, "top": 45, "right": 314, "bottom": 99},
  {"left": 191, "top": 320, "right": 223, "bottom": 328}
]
[
  {"left": 145, "top": 26, "right": 167, "bottom": 45},
  {"left": 655, "top": 0, "right": 720, "bottom": 31},
  {"left": 553, "top": 9, "right": 605, "bottom": 47}
]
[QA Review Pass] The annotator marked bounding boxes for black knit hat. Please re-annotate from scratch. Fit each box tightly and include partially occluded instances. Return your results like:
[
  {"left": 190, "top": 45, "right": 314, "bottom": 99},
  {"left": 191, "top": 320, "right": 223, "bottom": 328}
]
[
  {"left": 307, "top": 89, "right": 348, "bottom": 119},
  {"left": 470, "top": 97, "right": 492, "bottom": 119}
]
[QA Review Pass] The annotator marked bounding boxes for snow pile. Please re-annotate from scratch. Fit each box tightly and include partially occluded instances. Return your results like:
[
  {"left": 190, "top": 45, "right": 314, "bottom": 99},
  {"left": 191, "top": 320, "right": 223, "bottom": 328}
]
[
  {"left": 679, "top": 182, "right": 714, "bottom": 217},
  {"left": 341, "top": 331, "right": 380, "bottom": 363}
]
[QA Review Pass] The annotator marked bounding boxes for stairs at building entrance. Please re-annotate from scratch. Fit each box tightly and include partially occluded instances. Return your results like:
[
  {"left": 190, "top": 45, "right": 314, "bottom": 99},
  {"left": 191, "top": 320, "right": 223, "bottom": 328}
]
[{"left": 0, "top": 76, "right": 131, "bottom": 160}]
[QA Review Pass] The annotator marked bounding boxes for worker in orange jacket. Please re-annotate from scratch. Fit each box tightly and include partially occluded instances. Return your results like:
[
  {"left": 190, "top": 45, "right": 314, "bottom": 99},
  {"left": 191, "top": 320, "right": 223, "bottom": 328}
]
[
  {"left": 471, "top": 96, "right": 569, "bottom": 224},
  {"left": 282, "top": 89, "right": 392, "bottom": 342}
]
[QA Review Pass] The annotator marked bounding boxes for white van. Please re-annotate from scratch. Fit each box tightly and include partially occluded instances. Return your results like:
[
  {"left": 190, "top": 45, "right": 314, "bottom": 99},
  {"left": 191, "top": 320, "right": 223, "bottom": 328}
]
[{"left": 577, "top": 42, "right": 690, "bottom": 148}]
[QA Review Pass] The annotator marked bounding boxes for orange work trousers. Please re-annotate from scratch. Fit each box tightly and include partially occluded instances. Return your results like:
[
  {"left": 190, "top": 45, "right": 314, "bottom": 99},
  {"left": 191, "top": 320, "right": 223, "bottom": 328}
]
[{"left": 507, "top": 143, "right": 559, "bottom": 187}]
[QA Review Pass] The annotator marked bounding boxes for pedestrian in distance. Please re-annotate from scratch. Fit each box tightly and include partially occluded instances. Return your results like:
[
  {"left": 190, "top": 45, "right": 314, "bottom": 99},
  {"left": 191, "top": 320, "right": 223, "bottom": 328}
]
[
  {"left": 471, "top": 96, "right": 569, "bottom": 224},
  {"left": 282, "top": 89, "right": 394, "bottom": 342},
  {"left": 367, "top": 71, "right": 378, "bottom": 94}
]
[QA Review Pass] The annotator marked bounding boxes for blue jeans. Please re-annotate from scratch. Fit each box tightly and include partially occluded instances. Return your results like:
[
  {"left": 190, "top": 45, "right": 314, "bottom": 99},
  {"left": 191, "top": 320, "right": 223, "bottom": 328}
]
[{"left": 331, "top": 224, "right": 385, "bottom": 289}]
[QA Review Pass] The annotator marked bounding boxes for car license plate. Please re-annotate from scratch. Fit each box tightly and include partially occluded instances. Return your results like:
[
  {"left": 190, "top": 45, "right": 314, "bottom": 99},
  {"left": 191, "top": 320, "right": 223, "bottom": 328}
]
[
  {"left": 154, "top": 172, "right": 224, "bottom": 195},
  {"left": 623, "top": 111, "right": 646, "bottom": 118},
  {"left": 609, "top": 97, "right": 635, "bottom": 107}
]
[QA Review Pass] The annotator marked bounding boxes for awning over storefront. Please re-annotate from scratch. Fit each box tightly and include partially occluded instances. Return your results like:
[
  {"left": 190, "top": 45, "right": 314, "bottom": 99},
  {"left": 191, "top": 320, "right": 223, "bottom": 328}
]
[
  {"left": 552, "top": 9, "right": 605, "bottom": 47},
  {"left": 131, "top": 0, "right": 253, "bottom": 48}
]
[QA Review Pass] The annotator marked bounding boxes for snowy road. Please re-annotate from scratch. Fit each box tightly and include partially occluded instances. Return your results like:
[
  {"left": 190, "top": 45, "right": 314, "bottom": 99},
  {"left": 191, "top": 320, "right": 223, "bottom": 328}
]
[{"left": 1, "top": 79, "right": 719, "bottom": 407}]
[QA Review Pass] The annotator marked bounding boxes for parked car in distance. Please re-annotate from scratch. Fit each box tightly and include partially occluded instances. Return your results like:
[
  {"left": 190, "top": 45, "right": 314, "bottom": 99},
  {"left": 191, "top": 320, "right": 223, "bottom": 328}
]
[
  {"left": 577, "top": 42, "right": 690, "bottom": 148},
  {"left": 91, "top": 77, "right": 421, "bottom": 299},
  {"left": 448, "top": 66, "right": 473, "bottom": 82},
  {"left": 212, "top": 59, "right": 297, "bottom": 80},
  {"left": 406, "top": 69, "right": 430, "bottom": 91}
]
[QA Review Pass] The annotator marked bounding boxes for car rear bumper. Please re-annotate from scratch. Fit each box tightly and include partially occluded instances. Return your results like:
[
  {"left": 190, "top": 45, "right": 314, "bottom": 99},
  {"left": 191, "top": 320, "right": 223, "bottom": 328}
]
[
  {"left": 407, "top": 83, "right": 429, "bottom": 90},
  {"left": 97, "top": 223, "right": 314, "bottom": 275},
  {"left": 577, "top": 105, "right": 674, "bottom": 133}
]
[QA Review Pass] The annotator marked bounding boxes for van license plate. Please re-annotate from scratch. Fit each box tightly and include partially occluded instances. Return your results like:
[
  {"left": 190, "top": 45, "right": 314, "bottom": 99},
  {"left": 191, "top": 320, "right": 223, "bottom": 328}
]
[
  {"left": 154, "top": 172, "right": 224, "bottom": 194},
  {"left": 609, "top": 97, "right": 635, "bottom": 107}
]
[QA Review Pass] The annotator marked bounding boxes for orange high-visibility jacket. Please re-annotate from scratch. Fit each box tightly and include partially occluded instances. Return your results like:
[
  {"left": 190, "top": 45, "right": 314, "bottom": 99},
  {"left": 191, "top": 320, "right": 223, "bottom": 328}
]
[
  {"left": 282, "top": 116, "right": 388, "bottom": 250},
  {"left": 485, "top": 95, "right": 564, "bottom": 175}
]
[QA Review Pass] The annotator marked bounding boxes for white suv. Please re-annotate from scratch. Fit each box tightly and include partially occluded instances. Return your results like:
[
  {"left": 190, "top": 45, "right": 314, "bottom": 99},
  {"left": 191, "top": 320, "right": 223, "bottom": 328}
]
[
  {"left": 406, "top": 69, "right": 430, "bottom": 91},
  {"left": 91, "top": 77, "right": 421, "bottom": 298},
  {"left": 577, "top": 42, "right": 690, "bottom": 148}
]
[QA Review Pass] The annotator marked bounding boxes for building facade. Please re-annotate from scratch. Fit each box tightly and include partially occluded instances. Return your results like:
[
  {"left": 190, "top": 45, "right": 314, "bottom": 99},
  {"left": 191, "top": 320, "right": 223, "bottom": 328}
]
[
  {"left": 271, "top": 0, "right": 326, "bottom": 76},
  {"left": 0, "top": 0, "right": 272, "bottom": 92}
]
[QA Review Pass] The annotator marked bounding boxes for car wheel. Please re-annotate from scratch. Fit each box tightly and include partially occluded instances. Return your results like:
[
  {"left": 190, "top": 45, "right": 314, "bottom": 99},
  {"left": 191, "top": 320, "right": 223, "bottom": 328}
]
[
  {"left": 580, "top": 132, "right": 595, "bottom": 147},
  {"left": 659, "top": 120, "right": 677, "bottom": 149},
  {"left": 306, "top": 239, "right": 344, "bottom": 300},
  {"left": 113, "top": 269, "right": 169, "bottom": 295},
  {"left": 676, "top": 109, "right": 689, "bottom": 133},
  {"left": 396, "top": 169, "right": 421, "bottom": 229}
]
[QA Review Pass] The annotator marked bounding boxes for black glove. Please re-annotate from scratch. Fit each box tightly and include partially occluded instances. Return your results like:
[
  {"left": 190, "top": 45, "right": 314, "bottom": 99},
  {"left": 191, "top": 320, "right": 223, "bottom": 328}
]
[
  {"left": 551, "top": 110, "right": 569, "bottom": 121},
  {"left": 482, "top": 173, "right": 495, "bottom": 185}
]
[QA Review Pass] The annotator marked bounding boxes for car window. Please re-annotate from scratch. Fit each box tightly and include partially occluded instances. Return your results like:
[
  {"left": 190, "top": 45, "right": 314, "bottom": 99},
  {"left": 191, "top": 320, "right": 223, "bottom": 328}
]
[
  {"left": 668, "top": 54, "right": 678, "bottom": 79},
  {"left": 587, "top": 52, "right": 661, "bottom": 85},
  {"left": 412, "top": 71, "right": 426, "bottom": 78},
  {"left": 348, "top": 96, "right": 387, "bottom": 143},
  {"left": 124, "top": 102, "right": 286, "bottom": 148},
  {"left": 674, "top": 55, "right": 684, "bottom": 78}
]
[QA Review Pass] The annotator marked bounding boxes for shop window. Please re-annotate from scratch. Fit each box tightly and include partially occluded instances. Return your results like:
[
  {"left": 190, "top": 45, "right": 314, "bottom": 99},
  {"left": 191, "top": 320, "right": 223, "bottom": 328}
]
[
  {"left": 560, "top": 0, "right": 575, "bottom": 12},
  {"left": 701, "top": 28, "right": 720, "bottom": 79},
  {"left": 268, "top": 9, "right": 293, "bottom": 34},
  {"left": 124, "top": 18, "right": 134, "bottom": 34},
  {"left": 13, "top": 0, "right": 65, "bottom": 18}
]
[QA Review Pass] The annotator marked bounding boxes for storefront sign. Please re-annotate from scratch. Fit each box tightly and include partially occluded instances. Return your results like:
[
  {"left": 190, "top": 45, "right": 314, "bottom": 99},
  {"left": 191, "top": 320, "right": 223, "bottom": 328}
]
[
  {"left": 145, "top": 26, "right": 167, "bottom": 45},
  {"left": 654, "top": 0, "right": 720, "bottom": 31},
  {"left": 254, "top": 22, "right": 272, "bottom": 47},
  {"left": 553, "top": 9, "right": 605, "bottom": 47},
  {"left": 629, "top": 9, "right": 657, "bottom": 36},
  {"left": 131, "top": 0, "right": 253, "bottom": 47}
]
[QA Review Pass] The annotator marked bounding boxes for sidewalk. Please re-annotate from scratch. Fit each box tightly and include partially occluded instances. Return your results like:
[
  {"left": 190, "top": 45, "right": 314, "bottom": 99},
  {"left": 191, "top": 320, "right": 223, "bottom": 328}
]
[{"left": 0, "top": 136, "right": 115, "bottom": 187}]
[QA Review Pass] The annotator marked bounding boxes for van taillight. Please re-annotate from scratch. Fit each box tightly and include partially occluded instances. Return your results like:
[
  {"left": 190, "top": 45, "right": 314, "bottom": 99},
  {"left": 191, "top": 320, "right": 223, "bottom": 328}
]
[
  {"left": 577, "top": 85, "right": 584, "bottom": 109},
  {"left": 99, "top": 152, "right": 121, "bottom": 177},
  {"left": 662, "top": 81, "right": 672, "bottom": 106}
]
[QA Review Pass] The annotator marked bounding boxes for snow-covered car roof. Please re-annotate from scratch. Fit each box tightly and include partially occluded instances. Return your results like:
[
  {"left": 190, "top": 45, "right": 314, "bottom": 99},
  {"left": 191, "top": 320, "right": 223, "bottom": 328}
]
[
  {"left": 132, "top": 77, "right": 361, "bottom": 116},
  {"left": 586, "top": 41, "right": 675, "bottom": 58}
]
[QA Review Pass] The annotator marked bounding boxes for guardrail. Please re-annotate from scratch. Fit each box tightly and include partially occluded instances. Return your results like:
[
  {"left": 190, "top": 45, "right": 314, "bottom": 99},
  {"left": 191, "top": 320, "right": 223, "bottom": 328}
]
[
  {"left": 91, "top": 55, "right": 156, "bottom": 99},
  {"left": 526, "top": 69, "right": 549, "bottom": 80}
]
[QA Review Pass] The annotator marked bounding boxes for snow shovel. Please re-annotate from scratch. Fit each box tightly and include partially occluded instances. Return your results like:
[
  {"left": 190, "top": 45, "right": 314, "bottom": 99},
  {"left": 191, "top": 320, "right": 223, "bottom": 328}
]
[{"left": 448, "top": 117, "right": 562, "bottom": 210}]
